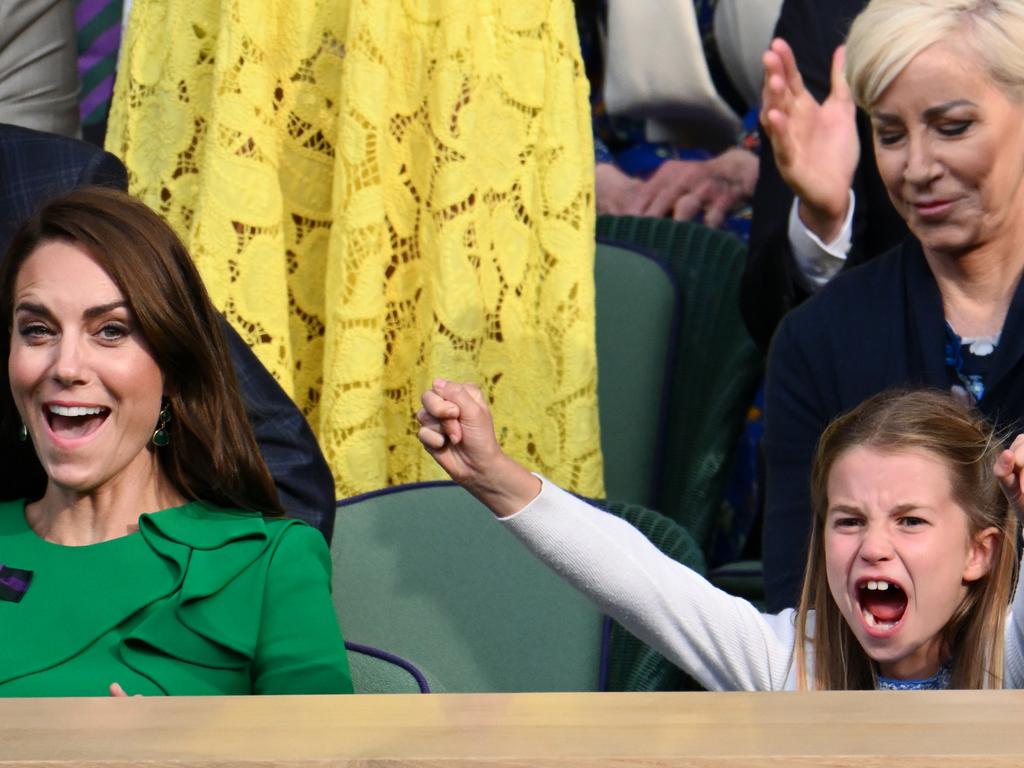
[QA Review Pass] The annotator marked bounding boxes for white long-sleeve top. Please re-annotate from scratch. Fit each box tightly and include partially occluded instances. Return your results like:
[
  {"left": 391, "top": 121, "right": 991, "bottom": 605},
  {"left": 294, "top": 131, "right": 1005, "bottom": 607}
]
[{"left": 501, "top": 478, "right": 1024, "bottom": 691}]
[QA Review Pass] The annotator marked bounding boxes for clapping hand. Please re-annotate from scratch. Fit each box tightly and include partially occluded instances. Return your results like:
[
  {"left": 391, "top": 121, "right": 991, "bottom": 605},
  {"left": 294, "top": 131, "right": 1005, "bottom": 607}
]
[{"left": 760, "top": 39, "right": 859, "bottom": 242}]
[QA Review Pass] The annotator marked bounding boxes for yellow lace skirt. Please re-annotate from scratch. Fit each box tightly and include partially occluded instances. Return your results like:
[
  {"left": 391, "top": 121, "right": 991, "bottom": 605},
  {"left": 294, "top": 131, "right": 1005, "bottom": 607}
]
[{"left": 107, "top": 0, "right": 604, "bottom": 498}]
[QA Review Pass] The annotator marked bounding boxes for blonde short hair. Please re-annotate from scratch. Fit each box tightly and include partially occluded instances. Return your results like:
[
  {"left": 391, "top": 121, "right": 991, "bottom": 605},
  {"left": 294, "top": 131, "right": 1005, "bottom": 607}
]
[{"left": 844, "top": 0, "right": 1024, "bottom": 108}]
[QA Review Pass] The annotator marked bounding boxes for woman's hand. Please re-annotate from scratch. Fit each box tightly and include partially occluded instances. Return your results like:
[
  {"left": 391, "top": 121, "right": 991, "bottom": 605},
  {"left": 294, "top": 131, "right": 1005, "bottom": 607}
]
[
  {"left": 417, "top": 379, "right": 541, "bottom": 517},
  {"left": 760, "top": 39, "right": 858, "bottom": 243},
  {"left": 109, "top": 682, "right": 141, "bottom": 697},
  {"left": 595, "top": 163, "right": 642, "bottom": 215},
  {"left": 626, "top": 148, "right": 759, "bottom": 227},
  {"left": 995, "top": 434, "right": 1024, "bottom": 523}
]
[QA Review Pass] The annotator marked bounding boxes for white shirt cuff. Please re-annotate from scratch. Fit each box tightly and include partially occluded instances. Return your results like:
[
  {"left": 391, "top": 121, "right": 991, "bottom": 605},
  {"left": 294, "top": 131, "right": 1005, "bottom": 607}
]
[
  {"left": 787, "top": 190, "right": 856, "bottom": 292},
  {"left": 495, "top": 473, "right": 548, "bottom": 522}
]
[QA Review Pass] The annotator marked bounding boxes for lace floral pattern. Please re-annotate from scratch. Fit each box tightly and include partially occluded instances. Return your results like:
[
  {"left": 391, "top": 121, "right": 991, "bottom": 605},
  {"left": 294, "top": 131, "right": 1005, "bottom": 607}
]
[{"left": 107, "top": 0, "right": 603, "bottom": 497}]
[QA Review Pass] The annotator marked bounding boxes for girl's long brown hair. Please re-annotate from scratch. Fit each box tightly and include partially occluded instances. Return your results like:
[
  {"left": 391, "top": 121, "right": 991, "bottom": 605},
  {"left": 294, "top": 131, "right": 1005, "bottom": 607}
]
[
  {"left": 1, "top": 187, "right": 282, "bottom": 515},
  {"left": 794, "top": 389, "right": 1018, "bottom": 690}
]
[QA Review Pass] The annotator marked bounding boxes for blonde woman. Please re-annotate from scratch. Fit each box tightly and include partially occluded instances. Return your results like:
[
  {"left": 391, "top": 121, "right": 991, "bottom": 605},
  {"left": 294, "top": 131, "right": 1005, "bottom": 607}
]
[{"left": 762, "top": 0, "right": 1024, "bottom": 610}]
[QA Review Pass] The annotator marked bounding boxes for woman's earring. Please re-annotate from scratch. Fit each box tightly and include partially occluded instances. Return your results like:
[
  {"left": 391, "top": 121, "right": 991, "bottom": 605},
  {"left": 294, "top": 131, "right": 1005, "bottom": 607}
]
[
  {"left": 18, "top": 424, "right": 27, "bottom": 442},
  {"left": 151, "top": 402, "right": 171, "bottom": 447}
]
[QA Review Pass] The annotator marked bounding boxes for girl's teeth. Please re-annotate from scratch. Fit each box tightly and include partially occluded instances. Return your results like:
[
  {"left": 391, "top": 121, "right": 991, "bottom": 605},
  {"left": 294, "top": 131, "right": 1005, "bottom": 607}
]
[
  {"left": 865, "top": 580, "right": 891, "bottom": 591},
  {"left": 862, "top": 609, "right": 897, "bottom": 630}
]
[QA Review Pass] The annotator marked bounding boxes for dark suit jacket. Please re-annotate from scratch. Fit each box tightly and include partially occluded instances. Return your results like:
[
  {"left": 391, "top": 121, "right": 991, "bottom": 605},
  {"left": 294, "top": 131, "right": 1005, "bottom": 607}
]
[
  {"left": 741, "top": 0, "right": 907, "bottom": 351},
  {"left": 762, "top": 238, "right": 1024, "bottom": 610},
  {"left": 0, "top": 123, "right": 337, "bottom": 540}
]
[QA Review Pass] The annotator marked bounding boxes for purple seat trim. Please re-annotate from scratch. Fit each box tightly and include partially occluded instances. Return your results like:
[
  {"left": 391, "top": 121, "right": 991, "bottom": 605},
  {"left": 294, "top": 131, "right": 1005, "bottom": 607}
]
[
  {"left": 345, "top": 640, "right": 431, "bottom": 693},
  {"left": 339, "top": 482, "right": 614, "bottom": 691},
  {"left": 337, "top": 480, "right": 457, "bottom": 507}
]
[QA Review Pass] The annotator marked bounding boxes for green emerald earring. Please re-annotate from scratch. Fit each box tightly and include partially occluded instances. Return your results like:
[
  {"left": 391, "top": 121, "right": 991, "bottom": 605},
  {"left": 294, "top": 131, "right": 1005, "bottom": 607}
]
[
  {"left": 18, "top": 423, "right": 27, "bottom": 442},
  {"left": 152, "top": 402, "right": 171, "bottom": 447}
]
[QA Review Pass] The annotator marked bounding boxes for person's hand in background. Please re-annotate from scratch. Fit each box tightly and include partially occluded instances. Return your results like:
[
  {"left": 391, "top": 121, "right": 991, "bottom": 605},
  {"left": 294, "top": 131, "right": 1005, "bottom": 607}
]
[
  {"left": 761, "top": 39, "right": 858, "bottom": 242},
  {"left": 595, "top": 163, "right": 642, "bottom": 215},
  {"left": 626, "top": 147, "right": 759, "bottom": 226}
]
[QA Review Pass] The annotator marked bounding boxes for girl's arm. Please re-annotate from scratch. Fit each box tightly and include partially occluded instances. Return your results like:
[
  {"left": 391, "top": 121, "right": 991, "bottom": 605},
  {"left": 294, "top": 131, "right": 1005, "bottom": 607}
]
[
  {"left": 418, "top": 380, "right": 799, "bottom": 691},
  {"left": 502, "top": 478, "right": 797, "bottom": 691}
]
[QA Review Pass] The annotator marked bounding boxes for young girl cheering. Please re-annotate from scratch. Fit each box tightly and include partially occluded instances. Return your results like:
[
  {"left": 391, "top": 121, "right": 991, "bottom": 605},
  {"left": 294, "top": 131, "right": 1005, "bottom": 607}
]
[{"left": 418, "top": 382, "right": 1022, "bottom": 690}]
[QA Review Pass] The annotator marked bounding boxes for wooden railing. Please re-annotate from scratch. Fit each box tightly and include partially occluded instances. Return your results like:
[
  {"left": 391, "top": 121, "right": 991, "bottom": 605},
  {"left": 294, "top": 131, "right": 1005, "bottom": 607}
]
[{"left": 4, "top": 690, "right": 1024, "bottom": 766}]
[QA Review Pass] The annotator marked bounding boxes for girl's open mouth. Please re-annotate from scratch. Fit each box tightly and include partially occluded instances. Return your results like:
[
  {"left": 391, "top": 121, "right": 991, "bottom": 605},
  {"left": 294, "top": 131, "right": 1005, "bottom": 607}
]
[
  {"left": 45, "top": 404, "right": 110, "bottom": 440},
  {"left": 857, "top": 579, "right": 907, "bottom": 631}
]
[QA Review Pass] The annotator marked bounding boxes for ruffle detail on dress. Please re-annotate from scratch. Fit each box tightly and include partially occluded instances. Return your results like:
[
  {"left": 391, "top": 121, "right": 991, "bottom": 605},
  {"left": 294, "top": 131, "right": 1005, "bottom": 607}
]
[
  {"left": 119, "top": 505, "right": 300, "bottom": 694},
  {"left": 0, "top": 503, "right": 180, "bottom": 688}
]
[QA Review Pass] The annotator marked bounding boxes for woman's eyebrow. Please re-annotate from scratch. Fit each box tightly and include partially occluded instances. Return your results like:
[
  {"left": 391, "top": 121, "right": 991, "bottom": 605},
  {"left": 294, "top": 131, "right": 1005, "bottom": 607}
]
[
  {"left": 13, "top": 301, "right": 52, "bottom": 317},
  {"left": 921, "top": 99, "right": 977, "bottom": 120},
  {"left": 872, "top": 99, "right": 978, "bottom": 123},
  {"left": 82, "top": 300, "right": 129, "bottom": 319},
  {"left": 13, "top": 300, "right": 128, "bottom": 319}
]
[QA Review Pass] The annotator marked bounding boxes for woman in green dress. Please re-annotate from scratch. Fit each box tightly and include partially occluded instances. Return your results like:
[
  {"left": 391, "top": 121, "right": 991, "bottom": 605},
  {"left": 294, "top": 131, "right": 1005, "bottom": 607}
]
[{"left": 0, "top": 187, "right": 352, "bottom": 696}]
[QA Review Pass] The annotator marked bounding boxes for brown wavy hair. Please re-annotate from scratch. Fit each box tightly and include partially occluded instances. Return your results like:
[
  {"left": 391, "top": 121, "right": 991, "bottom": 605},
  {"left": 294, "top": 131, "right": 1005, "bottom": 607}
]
[
  {"left": 794, "top": 389, "right": 1017, "bottom": 689},
  {"left": 0, "top": 187, "right": 282, "bottom": 515}
]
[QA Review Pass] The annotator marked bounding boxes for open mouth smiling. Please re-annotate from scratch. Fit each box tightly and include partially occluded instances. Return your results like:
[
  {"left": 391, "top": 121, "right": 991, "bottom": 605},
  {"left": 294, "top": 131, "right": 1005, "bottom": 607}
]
[
  {"left": 856, "top": 579, "right": 908, "bottom": 631},
  {"left": 44, "top": 403, "right": 111, "bottom": 441}
]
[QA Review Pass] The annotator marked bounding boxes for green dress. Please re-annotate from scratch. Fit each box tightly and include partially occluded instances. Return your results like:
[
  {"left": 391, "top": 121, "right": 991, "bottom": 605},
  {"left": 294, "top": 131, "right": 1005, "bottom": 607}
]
[{"left": 0, "top": 499, "right": 352, "bottom": 696}]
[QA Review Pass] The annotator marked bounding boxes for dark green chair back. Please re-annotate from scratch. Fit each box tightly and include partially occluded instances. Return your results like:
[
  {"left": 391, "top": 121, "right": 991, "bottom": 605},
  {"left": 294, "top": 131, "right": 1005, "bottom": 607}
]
[
  {"left": 596, "top": 215, "right": 764, "bottom": 552},
  {"left": 334, "top": 482, "right": 712, "bottom": 693},
  {"left": 331, "top": 482, "right": 604, "bottom": 692},
  {"left": 594, "top": 240, "right": 678, "bottom": 507}
]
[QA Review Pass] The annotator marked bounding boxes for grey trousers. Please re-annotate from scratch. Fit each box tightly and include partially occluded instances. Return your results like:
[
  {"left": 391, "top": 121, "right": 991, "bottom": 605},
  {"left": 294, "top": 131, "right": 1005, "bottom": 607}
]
[{"left": 0, "top": 0, "right": 80, "bottom": 137}]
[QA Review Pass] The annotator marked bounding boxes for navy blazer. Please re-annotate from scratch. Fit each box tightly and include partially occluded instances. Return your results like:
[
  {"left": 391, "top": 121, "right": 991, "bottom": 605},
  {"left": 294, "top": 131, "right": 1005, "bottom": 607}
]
[
  {"left": 0, "top": 123, "right": 337, "bottom": 540},
  {"left": 762, "top": 237, "right": 1024, "bottom": 610}
]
